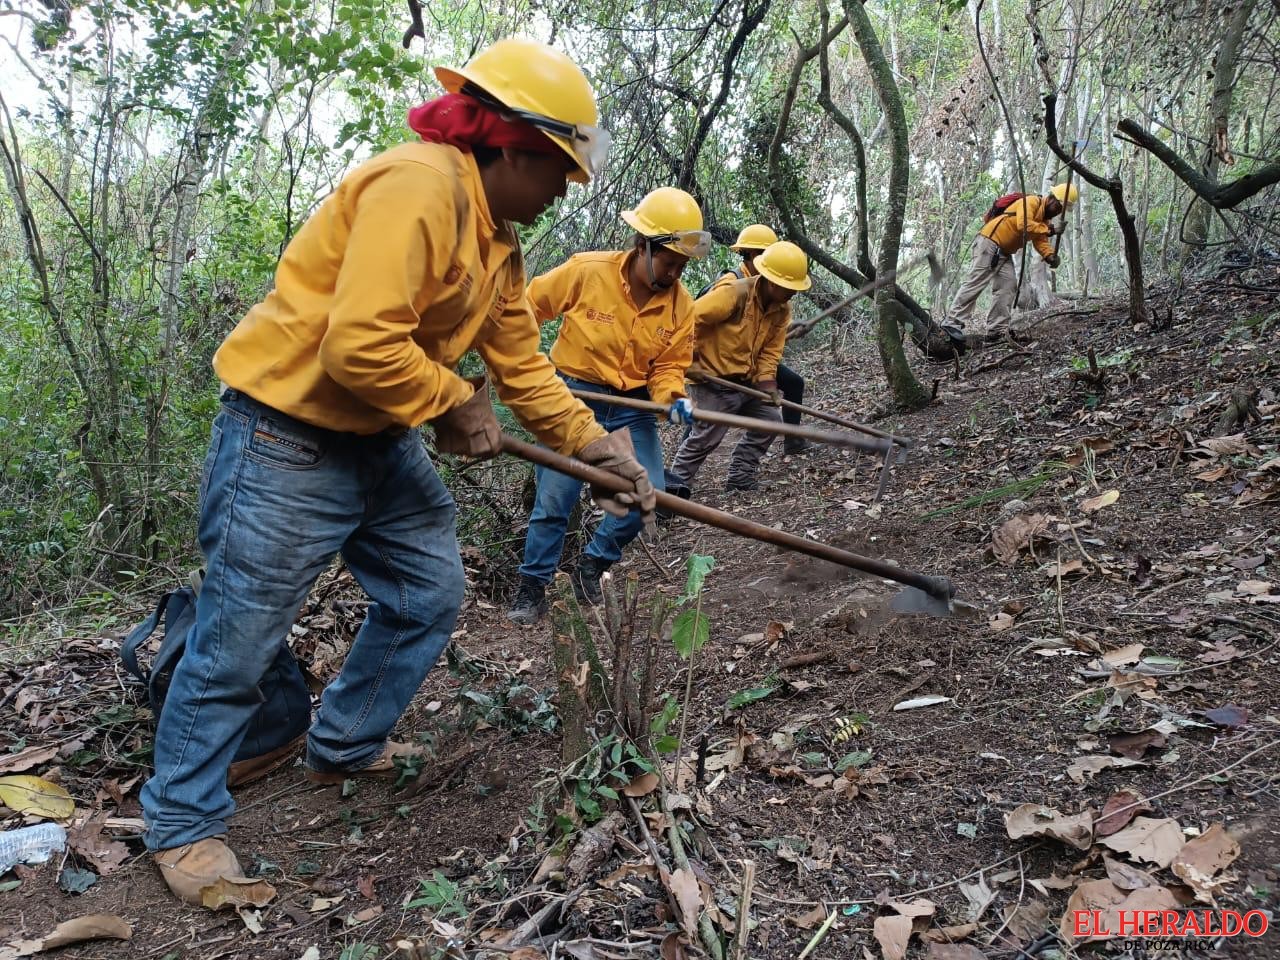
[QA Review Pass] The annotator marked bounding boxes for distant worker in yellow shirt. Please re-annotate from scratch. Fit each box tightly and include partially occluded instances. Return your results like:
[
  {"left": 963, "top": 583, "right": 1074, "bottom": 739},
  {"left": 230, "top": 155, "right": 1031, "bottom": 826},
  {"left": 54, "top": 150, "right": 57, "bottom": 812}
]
[
  {"left": 139, "top": 39, "right": 655, "bottom": 905},
  {"left": 507, "top": 187, "right": 708, "bottom": 623},
  {"left": 668, "top": 241, "right": 811, "bottom": 493},
  {"left": 947, "top": 184, "right": 1077, "bottom": 336}
]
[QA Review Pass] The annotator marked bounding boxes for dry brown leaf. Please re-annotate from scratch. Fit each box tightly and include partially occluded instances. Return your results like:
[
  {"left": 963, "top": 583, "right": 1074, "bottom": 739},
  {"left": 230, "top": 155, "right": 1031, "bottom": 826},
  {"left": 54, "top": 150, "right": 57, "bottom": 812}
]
[
  {"left": 1198, "top": 434, "right": 1248, "bottom": 457},
  {"left": 988, "top": 612, "right": 1016, "bottom": 633},
  {"left": 1101, "top": 642, "right": 1144, "bottom": 667},
  {"left": 1096, "top": 790, "right": 1151, "bottom": 837},
  {"left": 1002, "top": 900, "right": 1051, "bottom": 943},
  {"left": 958, "top": 874, "right": 994, "bottom": 923},
  {"left": 667, "top": 868, "right": 702, "bottom": 940},
  {"left": 659, "top": 933, "right": 687, "bottom": 960},
  {"left": 1099, "top": 817, "right": 1185, "bottom": 868},
  {"left": 200, "top": 876, "right": 277, "bottom": 911},
  {"left": 0, "top": 745, "right": 59, "bottom": 776},
  {"left": 991, "top": 513, "right": 1052, "bottom": 564},
  {"left": 1103, "top": 856, "right": 1157, "bottom": 891},
  {"left": 1195, "top": 464, "right": 1231, "bottom": 482},
  {"left": 67, "top": 816, "right": 130, "bottom": 877},
  {"left": 347, "top": 905, "right": 383, "bottom": 924},
  {"left": 599, "top": 861, "right": 657, "bottom": 889},
  {"left": 1237, "top": 579, "right": 1275, "bottom": 596},
  {"left": 1106, "top": 729, "right": 1167, "bottom": 760},
  {"left": 1171, "top": 824, "right": 1240, "bottom": 903},
  {"left": 1080, "top": 489, "right": 1120, "bottom": 513},
  {"left": 1005, "top": 803, "right": 1093, "bottom": 850},
  {"left": 873, "top": 914, "right": 912, "bottom": 960},
  {"left": 1059, "top": 879, "right": 1179, "bottom": 942},
  {"left": 622, "top": 772, "right": 659, "bottom": 797},
  {"left": 1067, "top": 755, "right": 1145, "bottom": 783},
  {"left": 789, "top": 904, "right": 827, "bottom": 929},
  {"left": 922, "top": 923, "right": 978, "bottom": 944},
  {"left": 1198, "top": 639, "right": 1242, "bottom": 663},
  {"left": 1044, "top": 558, "right": 1085, "bottom": 578},
  {"left": 882, "top": 898, "right": 936, "bottom": 919},
  {"left": 5, "top": 914, "right": 132, "bottom": 956},
  {"left": 926, "top": 945, "right": 984, "bottom": 960}
]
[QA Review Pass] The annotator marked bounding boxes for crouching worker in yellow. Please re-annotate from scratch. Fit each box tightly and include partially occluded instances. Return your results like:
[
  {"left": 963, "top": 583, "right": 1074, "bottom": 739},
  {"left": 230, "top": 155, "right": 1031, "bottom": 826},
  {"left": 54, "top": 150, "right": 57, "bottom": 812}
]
[
  {"left": 139, "top": 38, "right": 656, "bottom": 905},
  {"left": 506, "top": 188, "right": 707, "bottom": 624},
  {"left": 668, "top": 241, "right": 811, "bottom": 493}
]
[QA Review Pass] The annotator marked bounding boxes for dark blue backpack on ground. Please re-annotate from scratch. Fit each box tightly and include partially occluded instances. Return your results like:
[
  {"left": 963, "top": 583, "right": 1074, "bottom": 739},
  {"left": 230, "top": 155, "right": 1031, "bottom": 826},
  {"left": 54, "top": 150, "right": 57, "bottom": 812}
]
[{"left": 120, "top": 573, "right": 311, "bottom": 763}]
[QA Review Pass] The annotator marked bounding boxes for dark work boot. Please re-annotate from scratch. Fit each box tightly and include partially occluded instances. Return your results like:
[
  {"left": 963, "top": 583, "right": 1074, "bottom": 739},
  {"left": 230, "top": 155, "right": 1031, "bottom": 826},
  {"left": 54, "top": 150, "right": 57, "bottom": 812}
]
[
  {"left": 782, "top": 437, "right": 809, "bottom": 456},
  {"left": 571, "top": 555, "right": 611, "bottom": 606},
  {"left": 506, "top": 577, "right": 547, "bottom": 625}
]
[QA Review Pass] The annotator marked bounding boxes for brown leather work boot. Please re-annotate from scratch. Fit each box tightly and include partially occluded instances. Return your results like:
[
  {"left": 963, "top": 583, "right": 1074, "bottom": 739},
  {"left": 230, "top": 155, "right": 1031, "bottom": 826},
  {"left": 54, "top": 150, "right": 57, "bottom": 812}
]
[
  {"left": 227, "top": 733, "right": 306, "bottom": 789},
  {"left": 153, "top": 837, "right": 243, "bottom": 905},
  {"left": 303, "top": 740, "right": 429, "bottom": 785}
]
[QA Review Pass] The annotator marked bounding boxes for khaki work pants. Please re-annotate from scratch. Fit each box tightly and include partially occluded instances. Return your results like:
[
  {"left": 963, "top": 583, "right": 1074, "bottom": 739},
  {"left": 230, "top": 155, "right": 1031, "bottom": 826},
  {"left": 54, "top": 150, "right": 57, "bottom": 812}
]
[
  {"left": 948, "top": 235, "right": 1016, "bottom": 333},
  {"left": 669, "top": 381, "right": 781, "bottom": 489}
]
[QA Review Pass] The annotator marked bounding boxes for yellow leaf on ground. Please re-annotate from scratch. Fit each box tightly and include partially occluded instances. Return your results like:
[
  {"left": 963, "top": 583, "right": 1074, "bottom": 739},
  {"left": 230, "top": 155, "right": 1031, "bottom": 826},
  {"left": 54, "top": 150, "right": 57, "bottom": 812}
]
[
  {"left": 1081, "top": 490, "right": 1120, "bottom": 513},
  {"left": 0, "top": 775, "right": 75, "bottom": 821}
]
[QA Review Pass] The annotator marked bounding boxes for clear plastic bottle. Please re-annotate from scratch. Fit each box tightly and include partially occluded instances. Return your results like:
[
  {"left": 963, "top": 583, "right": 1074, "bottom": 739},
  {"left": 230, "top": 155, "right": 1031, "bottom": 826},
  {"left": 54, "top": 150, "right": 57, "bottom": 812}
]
[{"left": 0, "top": 822, "right": 68, "bottom": 873}]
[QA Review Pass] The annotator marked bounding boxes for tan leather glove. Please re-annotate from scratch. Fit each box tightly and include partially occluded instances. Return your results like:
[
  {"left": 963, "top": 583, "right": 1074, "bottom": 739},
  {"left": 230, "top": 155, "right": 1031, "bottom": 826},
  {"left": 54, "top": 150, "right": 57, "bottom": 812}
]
[
  {"left": 755, "top": 380, "right": 782, "bottom": 405},
  {"left": 577, "top": 429, "right": 657, "bottom": 522},
  {"left": 432, "top": 376, "right": 502, "bottom": 460}
]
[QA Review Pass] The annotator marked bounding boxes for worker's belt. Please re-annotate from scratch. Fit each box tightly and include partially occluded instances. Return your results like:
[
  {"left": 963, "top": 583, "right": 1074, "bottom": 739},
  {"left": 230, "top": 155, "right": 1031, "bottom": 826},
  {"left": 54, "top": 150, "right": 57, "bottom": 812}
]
[{"left": 219, "top": 389, "right": 410, "bottom": 443}]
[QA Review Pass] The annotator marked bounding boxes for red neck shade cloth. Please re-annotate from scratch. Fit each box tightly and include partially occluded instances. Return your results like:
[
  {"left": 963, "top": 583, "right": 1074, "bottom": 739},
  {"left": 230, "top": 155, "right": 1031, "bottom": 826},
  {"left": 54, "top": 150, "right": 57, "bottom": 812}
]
[{"left": 406, "top": 93, "right": 559, "bottom": 155}]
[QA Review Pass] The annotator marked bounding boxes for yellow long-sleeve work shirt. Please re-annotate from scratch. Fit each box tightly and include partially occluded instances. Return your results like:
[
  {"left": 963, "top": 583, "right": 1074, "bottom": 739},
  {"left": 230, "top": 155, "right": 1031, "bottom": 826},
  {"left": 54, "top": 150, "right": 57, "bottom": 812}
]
[
  {"left": 529, "top": 251, "right": 694, "bottom": 407},
  {"left": 692, "top": 275, "right": 790, "bottom": 383},
  {"left": 979, "top": 195, "right": 1056, "bottom": 259},
  {"left": 213, "top": 142, "right": 603, "bottom": 454}
]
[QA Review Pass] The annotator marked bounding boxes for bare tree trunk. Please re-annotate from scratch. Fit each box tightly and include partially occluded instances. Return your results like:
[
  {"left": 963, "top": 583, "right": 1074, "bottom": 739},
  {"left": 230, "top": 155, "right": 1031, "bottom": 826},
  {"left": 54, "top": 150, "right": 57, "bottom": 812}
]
[
  {"left": 845, "top": 0, "right": 927, "bottom": 409},
  {"left": 1184, "top": 0, "right": 1256, "bottom": 248}
]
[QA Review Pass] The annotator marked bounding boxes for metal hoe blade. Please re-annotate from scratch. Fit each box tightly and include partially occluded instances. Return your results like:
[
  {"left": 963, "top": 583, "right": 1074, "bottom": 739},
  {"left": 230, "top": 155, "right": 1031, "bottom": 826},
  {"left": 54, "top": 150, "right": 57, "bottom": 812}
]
[{"left": 889, "top": 583, "right": 955, "bottom": 618}]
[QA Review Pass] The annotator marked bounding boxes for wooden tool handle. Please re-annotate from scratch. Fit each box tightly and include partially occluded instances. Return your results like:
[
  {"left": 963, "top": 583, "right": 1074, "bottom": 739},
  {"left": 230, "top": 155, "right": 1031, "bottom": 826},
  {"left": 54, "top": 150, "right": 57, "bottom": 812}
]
[
  {"left": 568, "top": 389, "right": 890, "bottom": 454},
  {"left": 502, "top": 436, "right": 951, "bottom": 600},
  {"left": 686, "top": 371, "right": 911, "bottom": 448}
]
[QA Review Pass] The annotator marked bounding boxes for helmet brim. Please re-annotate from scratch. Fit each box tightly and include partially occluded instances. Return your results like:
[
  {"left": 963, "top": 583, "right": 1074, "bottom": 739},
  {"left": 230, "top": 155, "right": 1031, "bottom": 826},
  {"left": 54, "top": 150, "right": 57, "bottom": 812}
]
[{"left": 433, "top": 65, "right": 594, "bottom": 183}]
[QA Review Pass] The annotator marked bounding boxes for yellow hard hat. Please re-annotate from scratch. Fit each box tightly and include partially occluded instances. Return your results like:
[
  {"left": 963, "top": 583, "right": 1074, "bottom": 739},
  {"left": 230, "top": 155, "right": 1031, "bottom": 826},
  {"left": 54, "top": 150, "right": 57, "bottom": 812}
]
[
  {"left": 730, "top": 223, "right": 779, "bottom": 252},
  {"left": 435, "top": 38, "right": 607, "bottom": 183},
  {"left": 753, "top": 241, "right": 811, "bottom": 291},
  {"left": 1050, "top": 183, "right": 1079, "bottom": 206},
  {"left": 621, "top": 187, "right": 711, "bottom": 258}
]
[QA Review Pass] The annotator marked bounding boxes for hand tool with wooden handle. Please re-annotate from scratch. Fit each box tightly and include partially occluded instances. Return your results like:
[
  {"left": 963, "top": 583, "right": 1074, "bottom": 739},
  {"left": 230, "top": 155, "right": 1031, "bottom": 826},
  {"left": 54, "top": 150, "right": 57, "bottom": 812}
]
[
  {"left": 502, "top": 435, "right": 956, "bottom": 616},
  {"left": 568, "top": 389, "right": 890, "bottom": 455}
]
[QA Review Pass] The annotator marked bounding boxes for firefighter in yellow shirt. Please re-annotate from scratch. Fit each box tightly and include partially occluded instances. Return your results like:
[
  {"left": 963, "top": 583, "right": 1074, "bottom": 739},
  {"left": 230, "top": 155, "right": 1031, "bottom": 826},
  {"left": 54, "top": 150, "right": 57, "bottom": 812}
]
[
  {"left": 140, "top": 39, "right": 655, "bottom": 905},
  {"left": 507, "top": 187, "right": 708, "bottom": 623},
  {"left": 947, "top": 184, "right": 1077, "bottom": 335},
  {"left": 668, "top": 241, "right": 811, "bottom": 493}
]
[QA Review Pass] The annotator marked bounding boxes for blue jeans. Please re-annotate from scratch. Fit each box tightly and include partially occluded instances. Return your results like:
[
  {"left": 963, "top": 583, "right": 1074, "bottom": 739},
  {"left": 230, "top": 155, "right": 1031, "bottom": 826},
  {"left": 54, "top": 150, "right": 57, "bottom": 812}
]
[
  {"left": 141, "top": 391, "right": 464, "bottom": 851},
  {"left": 517, "top": 377, "right": 666, "bottom": 584}
]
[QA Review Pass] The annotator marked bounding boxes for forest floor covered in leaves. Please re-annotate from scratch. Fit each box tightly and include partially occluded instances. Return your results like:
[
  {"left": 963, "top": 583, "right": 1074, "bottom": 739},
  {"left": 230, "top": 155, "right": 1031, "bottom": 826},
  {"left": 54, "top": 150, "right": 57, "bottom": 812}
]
[{"left": 1, "top": 264, "right": 1278, "bottom": 960}]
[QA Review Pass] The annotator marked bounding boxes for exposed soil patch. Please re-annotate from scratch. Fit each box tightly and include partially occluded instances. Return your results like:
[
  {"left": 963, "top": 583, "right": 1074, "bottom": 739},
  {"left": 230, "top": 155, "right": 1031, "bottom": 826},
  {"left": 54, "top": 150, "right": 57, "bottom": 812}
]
[{"left": 2, "top": 268, "right": 1277, "bottom": 958}]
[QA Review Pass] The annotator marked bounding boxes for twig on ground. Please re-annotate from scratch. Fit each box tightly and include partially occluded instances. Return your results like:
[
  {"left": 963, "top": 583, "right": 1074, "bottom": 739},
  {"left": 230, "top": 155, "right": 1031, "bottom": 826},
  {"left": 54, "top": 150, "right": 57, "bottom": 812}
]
[
  {"left": 734, "top": 859, "right": 756, "bottom": 960},
  {"left": 796, "top": 907, "right": 837, "bottom": 959}
]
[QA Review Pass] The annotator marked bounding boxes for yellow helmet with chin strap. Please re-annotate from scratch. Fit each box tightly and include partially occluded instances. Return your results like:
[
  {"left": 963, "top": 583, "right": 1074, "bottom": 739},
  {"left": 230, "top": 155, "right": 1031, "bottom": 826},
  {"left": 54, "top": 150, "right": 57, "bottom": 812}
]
[
  {"left": 1049, "top": 183, "right": 1079, "bottom": 207},
  {"left": 753, "top": 241, "right": 811, "bottom": 291},
  {"left": 434, "top": 38, "right": 608, "bottom": 184},
  {"left": 730, "top": 223, "right": 779, "bottom": 252},
  {"left": 620, "top": 188, "right": 711, "bottom": 259}
]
